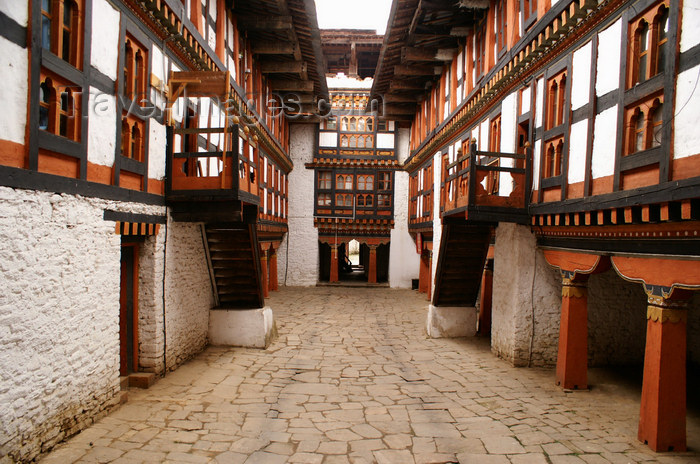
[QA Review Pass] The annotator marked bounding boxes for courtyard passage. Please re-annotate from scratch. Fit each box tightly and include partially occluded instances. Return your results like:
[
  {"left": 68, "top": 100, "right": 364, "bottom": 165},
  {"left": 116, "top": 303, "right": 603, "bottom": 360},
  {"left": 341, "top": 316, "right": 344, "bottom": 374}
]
[{"left": 42, "top": 287, "right": 699, "bottom": 464}]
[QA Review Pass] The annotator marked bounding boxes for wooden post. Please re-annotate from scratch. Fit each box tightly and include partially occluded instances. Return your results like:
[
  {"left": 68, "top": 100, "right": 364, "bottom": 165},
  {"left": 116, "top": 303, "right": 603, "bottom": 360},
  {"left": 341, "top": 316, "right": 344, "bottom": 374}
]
[
  {"left": 419, "top": 251, "right": 430, "bottom": 294},
  {"left": 269, "top": 245, "right": 278, "bottom": 291},
  {"left": 638, "top": 292, "right": 689, "bottom": 452},
  {"left": 477, "top": 259, "right": 493, "bottom": 335},
  {"left": 260, "top": 247, "right": 269, "bottom": 298},
  {"left": 555, "top": 274, "right": 589, "bottom": 390},
  {"left": 329, "top": 244, "right": 339, "bottom": 283},
  {"left": 368, "top": 245, "right": 378, "bottom": 284},
  {"left": 215, "top": 0, "right": 226, "bottom": 63}
]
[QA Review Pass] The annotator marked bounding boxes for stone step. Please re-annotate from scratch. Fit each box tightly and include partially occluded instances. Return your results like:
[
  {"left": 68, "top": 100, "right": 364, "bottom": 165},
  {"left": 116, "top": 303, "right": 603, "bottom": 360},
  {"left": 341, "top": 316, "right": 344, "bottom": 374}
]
[{"left": 128, "top": 372, "right": 156, "bottom": 389}]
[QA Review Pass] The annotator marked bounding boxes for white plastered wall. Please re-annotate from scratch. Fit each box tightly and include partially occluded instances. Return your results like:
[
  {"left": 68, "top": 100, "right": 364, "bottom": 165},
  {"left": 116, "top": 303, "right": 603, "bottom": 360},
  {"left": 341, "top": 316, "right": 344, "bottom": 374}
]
[
  {"left": 568, "top": 119, "right": 588, "bottom": 184},
  {"left": 319, "top": 131, "right": 337, "bottom": 147},
  {"left": 596, "top": 19, "right": 622, "bottom": 97},
  {"left": 680, "top": 0, "right": 700, "bottom": 53},
  {"left": 389, "top": 128, "right": 420, "bottom": 288},
  {"left": 491, "top": 223, "right": 561, "bottom": 367},
  {"left": 591, "top": 105, "right": 618, "bottom": 179},
  {"left": 499, "top": 92, "right": 517, "bottom": 196},
  {"left": 571, "top": 41, "right": 592, "bottom": 110},
  {"left": 285, "top": 123, "right": 318, "bottom": 286},
  {"left": 0, "top": 0, "right": 28, "bottom": 26},
  {"left": 0, "top": 37, "right": 28, "bottom": 145},
  {"left": 673, "top": 65, "right": 700, "bottom": 159},
  {"left": 88, "top": 88, "right": 117, "bottom": 167},
  {"left": 430, "top": 151, "right": 443, "bottom": 298},
  {"left": 90, "top": 0, "right": 120, "bottom": 81}
]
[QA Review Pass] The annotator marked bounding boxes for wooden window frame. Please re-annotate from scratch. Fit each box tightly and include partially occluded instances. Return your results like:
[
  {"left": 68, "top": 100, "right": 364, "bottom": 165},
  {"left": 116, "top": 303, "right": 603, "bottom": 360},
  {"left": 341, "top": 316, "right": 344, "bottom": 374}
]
[
  {"left": 521, "top": 0, "right": 537, "bottom": 31},
  {"left": 474, "top": 18, "right": 487, "bottom": 82},
  {"left": 545, "top": 70, "right": 567, "bottom": 131},
  {"left": 627, "top": 1, "right": 670, "bottom": 89},
  {"left": 495, "top": 0, "right": 508, "bottom": 58},
  {"left": 41, "top": 0, "right": 84, "bottom": 70},
  {"left": 378, "top": 172, "right": 392, "bottom": 190},
  {"left": 39, "top": 70, "right": 81, "bottom": 141},
  {"left": 318, "top": 171, "right": 332, "bottom": 190},
  {"left": 624, "top": 94, "right": 663, "bottom": 156},
  {"left": 543, "top": 136, "right": 564, "bottom": 178}
]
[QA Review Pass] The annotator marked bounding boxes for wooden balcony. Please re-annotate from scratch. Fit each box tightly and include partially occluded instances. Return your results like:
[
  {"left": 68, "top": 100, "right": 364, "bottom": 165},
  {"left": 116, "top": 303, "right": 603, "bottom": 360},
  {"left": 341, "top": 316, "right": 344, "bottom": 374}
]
[
  {"left": 165, "top": 125, "right": 260, "bottom": 222},
  {"left": 441, "top": 141, "right": 531, "bottom": 224}
]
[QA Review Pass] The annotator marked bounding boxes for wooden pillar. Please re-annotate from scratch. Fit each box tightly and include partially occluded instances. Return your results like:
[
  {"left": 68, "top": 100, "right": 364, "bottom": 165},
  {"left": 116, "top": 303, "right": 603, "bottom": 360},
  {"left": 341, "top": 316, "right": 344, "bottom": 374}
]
[
  {"left": 215, "top": 0, "right": 226, "bottom": 63},
  {"left": 555, "top": 274, "right": 589, "bottom": 390},
  {"left": 368, "top": 245, "right": 378, "bottom": 284},
  {"left": 190, "top": 0, "right": 203, "bottom": 35},
  {"left": 638, "top": 292, "right": 689, "bottom": 452},
  {"left": 478, "top": 259, "right": 493, "bottom": 335},
  {"left": 260, "top": 247, "right": 269, "bottom": 298},
  {"left": 329, "top": 244, "right": 339, "bottom": 283},
  {"left": 419, "top": 251, "right": 429, "bottom": 293},
  {"left": 269, "top": 246, "right": 278, "bottom": 292}
]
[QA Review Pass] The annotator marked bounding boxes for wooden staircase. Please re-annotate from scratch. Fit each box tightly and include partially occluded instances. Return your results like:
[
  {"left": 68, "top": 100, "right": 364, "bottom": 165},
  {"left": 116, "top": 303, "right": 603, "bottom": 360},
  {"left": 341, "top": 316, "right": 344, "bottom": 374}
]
[
  {"left": 203, "top": 224, "right": 264, "bottom": 309},
  {"left": 432, "top": 221, "right": 492, "bottom": 307}
]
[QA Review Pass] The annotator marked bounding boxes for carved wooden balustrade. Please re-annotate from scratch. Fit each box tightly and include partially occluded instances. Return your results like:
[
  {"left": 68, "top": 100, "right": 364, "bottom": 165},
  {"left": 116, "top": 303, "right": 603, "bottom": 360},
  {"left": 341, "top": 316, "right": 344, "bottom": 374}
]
[{"left": 441, "top": 141, "right": 531, "bottom": 223}]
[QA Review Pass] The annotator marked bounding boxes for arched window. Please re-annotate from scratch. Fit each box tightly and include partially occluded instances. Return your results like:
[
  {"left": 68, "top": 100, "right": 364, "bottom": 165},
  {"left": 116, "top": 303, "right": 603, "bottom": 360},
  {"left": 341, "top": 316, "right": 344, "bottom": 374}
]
[
  {"left": 131, "top": 125, "right": 141, "bottom": 161},
  {"left": 121, "top": 119, "right": 131, "bottom": 158},
  {"left": 365, "top": 194, "right": 373, "bottom": 206},
  {"left": 554, "top": 140, "right": 564, "bottom": 177},
  {"left": 134, "top": 50, "right": 144, "bottom": 100},
  {"left": 336, "top": 175, "right": 345, "bottom": 189},
  {"left": 557, "top": 76, "right": 566, "bottom": 126},
  {"left": 39, "top": 79, "right": 52, "bottom": 131},
  {"left": 545, "top": 143, "right": 556, "bottom": 178},
  {"left": 634, "top": 109, "right": 645, "bottom": 153},
  {"left": 650, "top": 100, "right": 663, "bottom": 147},
  {"left": 654, "top": 7, "right": 669, "bottom": 76},
  {"left": 349, "top": 136, "right": 357, "bottom": 148},
  {"left": 344, "top": 175, "right": 353, "bottom": 190},
  {"left": 124, "top": 41, "right": 133, "bottom": 97},
  {"left": 636, "top": 21, "right": 650, "bottom": 84},
  {"left": 366, "top": 118, "right": 373, "bottom": 132},
  {"left": 341, "top": 117, "right": 349, "bottom": 131},
  {"left": 357, "top": 136, "right": 365, "bottom": 148},
  {"left": 357, "top": 194, "right": 365, "bottom": 206},
  {"left": 349, "top": 117, "right": 357, "bottom": 131},
  {"left": 357, "top": 118, "right": 366, "bottom": 132},
  {"left": 59, "top": 89, "right": 71, "bottom": 137},
  {"left": 340, "top": 135, "right": 349, "bottom": 147}
]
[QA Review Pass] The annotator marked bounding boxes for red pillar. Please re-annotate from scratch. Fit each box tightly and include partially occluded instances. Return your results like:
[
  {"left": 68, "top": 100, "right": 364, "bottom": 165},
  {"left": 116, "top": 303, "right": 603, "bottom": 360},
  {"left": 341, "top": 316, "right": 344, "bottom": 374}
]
[
  {"left": 419, "top": 252, "right": 429, "bottom": 293},
  {"left": 329, "top": 244, "right": 339, "bottom": 283},
  {"left": 260, "top": 248, "right": 269, "bottom": 298},
  {"left": 215, "top": 0, "right": 226, "bottom": 62},
  {"left": 478, "top": 261, "right": 493, "bottom": 335},
  {"left": 269, "top": 246, "right": 278, "bottom": 292},
  {"left": 638, "top": 293, "right": 689, "bottom": 452},
  {"left": 368, "top": 246, "right": 377, "bottom": 284},
  {"left": 555, "top": 275, "right": 589, "bottom": 390},
  {"left": 426, "top": 251, "right": 432, "bottom": 301}
]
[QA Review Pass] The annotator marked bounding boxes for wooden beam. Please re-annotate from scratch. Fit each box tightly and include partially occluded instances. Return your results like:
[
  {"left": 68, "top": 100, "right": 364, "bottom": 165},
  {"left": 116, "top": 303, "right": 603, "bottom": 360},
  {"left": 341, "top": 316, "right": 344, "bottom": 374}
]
[
  {"left": 389, "top": 80, "right": 427, "bottom": 91},
  {"left": 252, "top": 41, "right": 296, "bottom": 55},
  {"left": 394, "top": 64, "right": 442, "bottom": 76},
  {"left": 402, "top": 47, "right": 458, "bottom": 62},
  {"left": 237, "top": 15, "right": 294, "bottom": 31},
  {"left": 261, "top": 61, "right": 306, "bottom": 74},
  {"left": 382, "top": 103, "right": 419, "bottom": 115},
  {"left": 384, "top": 94, "right": 420, "bottom": 103},
  {"left": 450, "top": 26, "right": 472, "bottom": 36},
  {"left": 269, "top": 79, "right": 314, "bottom": 92}
]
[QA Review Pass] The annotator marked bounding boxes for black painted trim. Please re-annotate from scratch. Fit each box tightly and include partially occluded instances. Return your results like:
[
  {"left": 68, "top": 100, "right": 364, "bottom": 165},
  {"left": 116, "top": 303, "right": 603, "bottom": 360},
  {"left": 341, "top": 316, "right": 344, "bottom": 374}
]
[
  {"left": 620, "top": 147, "right": 661, "bottom": 171},
  {"left": 38, "top": 131, "right": 83, "bottom": 157},
  {"left": 529, "top": 176, "right": 700, "bottom": 213},
  {"left": 90, "top": 66, "right": 116, "bottom": 95},
  {"left": 537, "top": 237, "right": 700, "bottom": 256},
  {"left": 596, "top": 90, "right": 617, "bottom": 114},
  {"left": 679, "top": 43, "right": 700, "bottom": 74},
  {"left": 0, "top": 9, "right": 27, "bottom": 48},
  {"left": 584, "top": 34, "right": 599, "bottom": 197},
  {"left": 613, "top": 8, "right": 631, "bottom": 192},
  {"left": 0, "top": 165, "right": 165, "bottom": 205},
  {"left": 104, "top": 209, "right": 167, "bottom": 224},
  {"left": 571, "top": 105, "right": 589, "bottom": 124}
]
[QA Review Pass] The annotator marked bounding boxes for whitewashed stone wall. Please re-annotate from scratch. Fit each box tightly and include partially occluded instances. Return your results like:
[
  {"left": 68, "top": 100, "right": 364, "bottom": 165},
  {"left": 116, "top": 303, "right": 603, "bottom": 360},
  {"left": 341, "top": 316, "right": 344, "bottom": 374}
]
[
  {"left": 137, "top": 235, "right": 166, "bottom": 374},
  {"left": 491, "top": 223, "right": 561, "bottom": 367},
  {"left": 0, "top": 187, "right": 162, "bottom": 463},
  {"left": 286, "top": 123, "right": 319, "bottom": 286},
  {"left": 430, "top": 152, "right": 443, "bottom": 298},
  {"left": 0, "top": 36, "right": 28, "bottom": 146},
  {"left": 389, "top": 128, "right": 420, "bottom": 288},
  {"left": 587, "top": 269, "right": 648, "bottom": 366},
  {"left": 162, "top": 219, "right": 213, "bottom": 369}
]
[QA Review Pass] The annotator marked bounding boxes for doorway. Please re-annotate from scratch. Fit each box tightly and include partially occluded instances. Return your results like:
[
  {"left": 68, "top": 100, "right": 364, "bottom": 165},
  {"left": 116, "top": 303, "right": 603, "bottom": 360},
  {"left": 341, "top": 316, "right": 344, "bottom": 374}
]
[{"left": 120, "top": 243, "right": 139, "bottom": 376}]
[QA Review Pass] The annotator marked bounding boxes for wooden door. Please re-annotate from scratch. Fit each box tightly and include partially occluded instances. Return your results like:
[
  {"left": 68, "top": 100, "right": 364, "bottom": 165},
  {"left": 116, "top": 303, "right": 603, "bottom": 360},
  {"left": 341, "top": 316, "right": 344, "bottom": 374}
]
[{"left": 120, "top": 244, "right": 139, "bottom": 376}]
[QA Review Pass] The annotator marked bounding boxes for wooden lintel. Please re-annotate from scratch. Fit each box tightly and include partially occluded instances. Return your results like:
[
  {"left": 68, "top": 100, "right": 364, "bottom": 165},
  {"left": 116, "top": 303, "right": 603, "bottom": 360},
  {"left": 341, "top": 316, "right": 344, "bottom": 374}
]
[
  {"left": 394, "top": 64, "right": 442, "bottom": 76},
  {"left": 238, "top": 15, "right": 293, "bottom": 31},
  {"left": 261, "top": 61, "right": 306, "bottom": 74},
  {"left": 382, "top": 103, "right": 419, "bottom": 115},
  {"left": 384, "top": 94, "right": 420, "bottom": 103},
  {"left": 449, "top": 26, "right": 472, "bottom": 36},
  {"left": 389, "top": 80, "right": 427, "bottom": 91},
  {"left": 269, "top": 79, "right": 314, "bottom": 92},
  {"left": 252, "top": 41, "right": 296, "bottom": 55}
]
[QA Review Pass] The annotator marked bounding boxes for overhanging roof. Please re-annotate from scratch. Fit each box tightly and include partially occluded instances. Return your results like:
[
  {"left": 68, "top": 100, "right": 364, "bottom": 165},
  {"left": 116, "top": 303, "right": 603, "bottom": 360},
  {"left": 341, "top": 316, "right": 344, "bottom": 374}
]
[{"left": 370, "top": 0, "right": 488, "bottom": 120}]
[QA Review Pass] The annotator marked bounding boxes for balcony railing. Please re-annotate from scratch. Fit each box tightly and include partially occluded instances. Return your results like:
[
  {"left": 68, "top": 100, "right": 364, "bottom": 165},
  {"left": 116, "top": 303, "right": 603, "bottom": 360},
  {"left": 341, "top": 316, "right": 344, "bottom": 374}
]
[{"left": 441, "top": 141, "right": 531, "bottom": 223}]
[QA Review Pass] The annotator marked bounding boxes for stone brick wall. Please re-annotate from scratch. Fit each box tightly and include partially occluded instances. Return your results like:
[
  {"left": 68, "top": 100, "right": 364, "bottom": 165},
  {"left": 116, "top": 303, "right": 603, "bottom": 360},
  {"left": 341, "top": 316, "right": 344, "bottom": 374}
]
[
  {"left": 162, "top": 220, "right": 213, "bottom": 370},
  {"left": 286, "top": 123, "right": 319, "bottom": 286},
  {"left": 0, "top": 187, "right": 213, "bottom": 463},
  {"left": 491, "top": 223, "right": 562, "bottom": 367},
  {"left": 587, "top": 269, "right": 648, "bottom": 367},
  {"left": 0, "top": 187, "right": 158, "bottom": 462}
]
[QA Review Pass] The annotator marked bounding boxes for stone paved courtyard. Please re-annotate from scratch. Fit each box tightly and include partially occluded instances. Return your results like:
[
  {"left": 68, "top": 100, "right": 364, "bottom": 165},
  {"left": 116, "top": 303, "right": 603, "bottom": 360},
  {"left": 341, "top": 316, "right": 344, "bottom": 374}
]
[{"left": 41, "top": 287, "right": 700, "bottom": 463}]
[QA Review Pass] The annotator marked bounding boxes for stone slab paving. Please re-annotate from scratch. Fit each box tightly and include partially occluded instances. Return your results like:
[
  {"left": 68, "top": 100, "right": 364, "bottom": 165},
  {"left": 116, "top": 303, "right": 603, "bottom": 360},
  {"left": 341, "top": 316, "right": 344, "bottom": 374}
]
[{"left": 40, "top": 287, "right": 700, "bottom": 464}]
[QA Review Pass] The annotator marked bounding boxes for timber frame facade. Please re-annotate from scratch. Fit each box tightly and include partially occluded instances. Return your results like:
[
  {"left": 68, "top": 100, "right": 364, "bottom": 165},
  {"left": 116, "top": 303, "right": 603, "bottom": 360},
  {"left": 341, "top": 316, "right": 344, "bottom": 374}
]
[{"left": 373, "top": 0, "right": 700, "bottom": 453}]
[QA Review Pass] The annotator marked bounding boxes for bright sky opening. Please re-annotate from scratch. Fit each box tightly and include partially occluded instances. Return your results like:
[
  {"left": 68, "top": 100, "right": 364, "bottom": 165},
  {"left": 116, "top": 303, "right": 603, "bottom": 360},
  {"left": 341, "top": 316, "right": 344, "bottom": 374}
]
[{"left": 315, "top": 0, "right": 393, "bottom": 34}]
